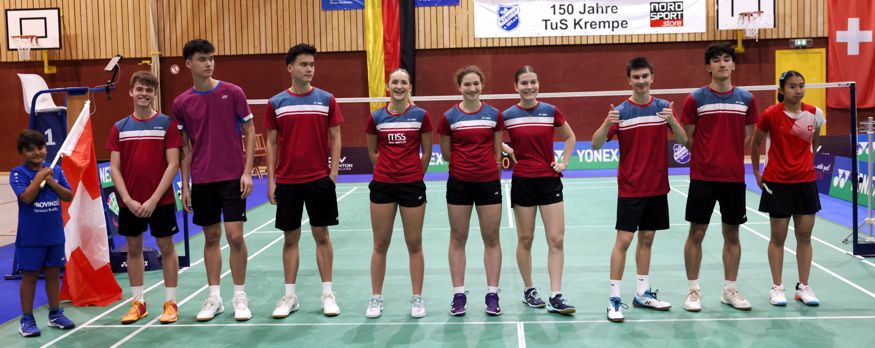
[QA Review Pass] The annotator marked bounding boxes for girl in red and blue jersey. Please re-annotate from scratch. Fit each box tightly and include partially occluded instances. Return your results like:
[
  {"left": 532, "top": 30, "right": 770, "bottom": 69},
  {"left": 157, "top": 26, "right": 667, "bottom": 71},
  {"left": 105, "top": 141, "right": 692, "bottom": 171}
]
[
  {"left": 438, "top": 65, "right": 504, "bottom": 316},
  {"left": 502, "top": 65, "right": 577, "bottom": 314},
  {"left": 365, "top": 69, "right": 433, "bottom": 318}
]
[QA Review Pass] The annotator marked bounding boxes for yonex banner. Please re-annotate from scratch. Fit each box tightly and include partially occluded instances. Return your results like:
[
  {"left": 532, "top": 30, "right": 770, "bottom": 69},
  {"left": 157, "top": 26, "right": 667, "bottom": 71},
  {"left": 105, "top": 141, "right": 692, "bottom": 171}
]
[{"left": 473, "top": 0, "right": 706, "bottom": 38}]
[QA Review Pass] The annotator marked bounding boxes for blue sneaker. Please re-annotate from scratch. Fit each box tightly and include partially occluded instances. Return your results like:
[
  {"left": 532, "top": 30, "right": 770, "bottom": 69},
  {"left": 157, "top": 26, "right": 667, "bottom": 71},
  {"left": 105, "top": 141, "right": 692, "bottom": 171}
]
[
  {"left": 632, "top": 289, "right": 672, "bottom": 311},
  {"left": 522, "top": 287, "right": 546, "bottom": 308},
  {"left": 485, "top": 291, "right": 502, "bottom": 316},
  {"left": 450, "top": 292, "right": 468, "bottom": 316},
  {"left": 19, "top": 314, "right": 41, "bottom": 337},
  {"left": 47, "top": 307, "right": 76, "bottom": 329},
  {"left": 48, "top": 307, "right": 76, "bottom": 329},
  {"left": 546, "top": 294, "right": 576, "bottom": 315}
]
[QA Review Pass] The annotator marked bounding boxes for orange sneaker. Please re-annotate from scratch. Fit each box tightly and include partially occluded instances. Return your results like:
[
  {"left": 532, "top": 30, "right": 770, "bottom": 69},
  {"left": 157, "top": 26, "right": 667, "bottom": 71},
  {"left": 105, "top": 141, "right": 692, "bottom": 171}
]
[
  {"left": 121, "top": 301, "right": 148, "bottom": 324},
  {"left": 160, "top": 300, "right": 178, "bottom": 324}
]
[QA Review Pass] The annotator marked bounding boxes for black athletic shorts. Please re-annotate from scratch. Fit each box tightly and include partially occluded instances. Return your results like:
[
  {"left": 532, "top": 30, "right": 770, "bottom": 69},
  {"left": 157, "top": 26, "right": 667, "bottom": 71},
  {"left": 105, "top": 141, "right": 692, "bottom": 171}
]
[
  {"left": 758, "top": 181, "right": 821, "bottom": 219},
  {"left": 446, "top": 176, "right": 502, "bottom": 206},
  {"left": 119, "top": 203, "right": 180, "bottom": 238},
  {"left": 685, "top": 179, "right": 747, "bottom": 225},
  {"left": 369, "top": 181, "right": 427, "bottom": 207},
  {"left": 275, "top": 176, "right": 339, "bottom": 231},
  {"left": 511, "top": 176, "right": 563, "bottom": 207},
  {"left": 191, "top": 180, "right": 247, "bottom": 226},
  {"left": 616, "top": 194, "right": 670, "bottom": 232}
]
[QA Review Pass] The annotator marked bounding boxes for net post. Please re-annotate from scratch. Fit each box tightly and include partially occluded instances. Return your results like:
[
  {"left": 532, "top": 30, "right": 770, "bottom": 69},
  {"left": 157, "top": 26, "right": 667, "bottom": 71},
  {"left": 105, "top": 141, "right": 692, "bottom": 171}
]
[{"left": 851, "top": 82, "right": 862, "bottom": 254}]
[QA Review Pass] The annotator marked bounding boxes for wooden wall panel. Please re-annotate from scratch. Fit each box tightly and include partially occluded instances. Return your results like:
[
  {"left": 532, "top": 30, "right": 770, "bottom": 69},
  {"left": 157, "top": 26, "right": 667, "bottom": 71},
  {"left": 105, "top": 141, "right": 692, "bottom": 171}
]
[{"left": 0, "top": 0, "right": 828, "bottom": 63}]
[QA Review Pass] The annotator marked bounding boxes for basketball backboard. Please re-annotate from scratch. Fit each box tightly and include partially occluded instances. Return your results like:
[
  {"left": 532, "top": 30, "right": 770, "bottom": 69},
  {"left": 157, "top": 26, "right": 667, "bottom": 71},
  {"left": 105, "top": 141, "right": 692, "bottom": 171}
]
[
  {"left": 716, "top": 0, "right": 775, "bottom": 30},
  {"left": 5, "top": 8, "right": 62, "bottom": 51}
]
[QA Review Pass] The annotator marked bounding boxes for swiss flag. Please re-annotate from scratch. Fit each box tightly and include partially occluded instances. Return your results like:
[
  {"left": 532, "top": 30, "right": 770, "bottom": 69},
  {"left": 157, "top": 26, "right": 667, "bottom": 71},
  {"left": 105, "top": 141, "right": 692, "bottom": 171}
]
[
  {"left": 58, "top": 101, "right": 122, "bottom": 306},
  {"left": 828, "top": 0, "right": 875, "bottom": 108}
]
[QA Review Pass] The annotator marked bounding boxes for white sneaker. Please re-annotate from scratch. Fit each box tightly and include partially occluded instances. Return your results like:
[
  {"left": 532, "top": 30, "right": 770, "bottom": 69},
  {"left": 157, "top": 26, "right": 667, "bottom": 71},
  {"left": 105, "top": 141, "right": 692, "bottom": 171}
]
[
  {"left": 769, "top": 285, "right": 787, "bottom": 306},
  {"left": 322, "top": 292, "right": 341, "bottom": 316},
  {"left": 410, "top": 296, "right": 427, "bottom": 318},
  {"left": 196, "top": 295, "right": 224, "bottom": 321},
  {"left": 607, "top": 297, "right": 625, "bottom": 323},
  {"left": 272, "top": 295, "right": 300, "bottom": 318},
  {"left": 632, "top": 289, "right": 672, "bottom": 311},
  {"left": 794, "top": 283, "right": 820, "bottom": 306},
  {"left": 721, "top": 287, "right": 752, "bottom": 310},
  {"left": 365, "top": 296, "right": 383, "bottom": 318},
  {"left": 232, "top": 291, "right": 252, "bottom": 321},
  {"left": 683, "top": 288, "right": 702, "bottom": 312}
]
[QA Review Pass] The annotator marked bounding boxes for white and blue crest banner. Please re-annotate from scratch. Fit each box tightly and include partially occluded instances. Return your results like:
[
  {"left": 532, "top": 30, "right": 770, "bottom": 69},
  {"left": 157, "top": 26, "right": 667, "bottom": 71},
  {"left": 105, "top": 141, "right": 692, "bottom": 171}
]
[{"left": 474, "top": 0, "right": 706, "bottom": 38}]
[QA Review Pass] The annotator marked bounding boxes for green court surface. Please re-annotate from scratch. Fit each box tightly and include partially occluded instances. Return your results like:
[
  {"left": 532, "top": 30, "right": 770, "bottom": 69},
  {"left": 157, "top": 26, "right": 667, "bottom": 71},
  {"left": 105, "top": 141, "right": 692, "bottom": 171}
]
[{"left": 3, "top": 177, "right": 875, "bottom": 347}]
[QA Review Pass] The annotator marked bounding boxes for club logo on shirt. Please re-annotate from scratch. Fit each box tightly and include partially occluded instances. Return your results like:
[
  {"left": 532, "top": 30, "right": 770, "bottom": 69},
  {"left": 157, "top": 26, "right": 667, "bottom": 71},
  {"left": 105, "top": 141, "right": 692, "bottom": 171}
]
[{"left": 388, "top": 133, "right": 407, "bottom": 145}]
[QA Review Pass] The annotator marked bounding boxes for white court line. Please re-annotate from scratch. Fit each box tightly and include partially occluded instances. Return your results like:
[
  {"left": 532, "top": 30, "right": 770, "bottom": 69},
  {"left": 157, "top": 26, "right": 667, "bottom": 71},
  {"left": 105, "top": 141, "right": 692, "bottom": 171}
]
[
  {"left": 505, "top": 182, "right": 514, "bottom": 229},
  {"left": 669, "top": 186, "right": 875, "bottom": 301},
  {"left": 43, "top": 188, "right": 356, "bottom": 348},
  {"left": 517, "top": 321, "right": 527, "bottom": 348},
  {"left": 80, "top": 314, "right": 875, "bottom": 328},
  {"left": 109, "top": 187, "right": 358, "bottom": 347}
]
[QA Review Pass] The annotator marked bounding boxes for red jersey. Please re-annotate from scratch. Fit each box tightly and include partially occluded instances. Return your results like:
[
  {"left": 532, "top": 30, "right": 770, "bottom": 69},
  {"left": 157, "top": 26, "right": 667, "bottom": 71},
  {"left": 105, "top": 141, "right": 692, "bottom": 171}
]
[
  {"left": 502, "top": 102, "right": 566, "bottom": 178},
  {"left": 106, "top": 113, "right": 183, "bottom": 206},
  {"left": 607, "top": 97, "right": 673, "bottom": 197},
  {"left": 438, "top": 103, "right": 504, "bottom": 182},
  {"left": 366, "top": 105, "right": 433, "bottom": 183},
  {"left": 758, "top": 102, "right": 823, "bottom": 183},
  {"left": 681, "top": 86, "right": 759, "bottom": 182},
  {"left": 264, "top": 87, "right": 345, "bottom": 184}
]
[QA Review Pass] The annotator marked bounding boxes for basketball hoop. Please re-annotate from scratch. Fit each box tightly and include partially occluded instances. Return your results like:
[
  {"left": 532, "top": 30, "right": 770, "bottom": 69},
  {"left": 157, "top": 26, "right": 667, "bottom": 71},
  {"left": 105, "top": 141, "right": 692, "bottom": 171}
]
[
  {"left": 737, "top": 11, "right": 764, "bottom": 41},
  {"left": 12, "top": 35, "right": 38, "bottom": 60}
]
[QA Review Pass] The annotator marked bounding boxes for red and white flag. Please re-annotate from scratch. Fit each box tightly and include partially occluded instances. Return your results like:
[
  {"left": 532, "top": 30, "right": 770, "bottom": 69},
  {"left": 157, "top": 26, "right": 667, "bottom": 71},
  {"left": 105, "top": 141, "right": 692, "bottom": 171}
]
[
  {"left": 828, "top": 0, "right": 875, "bottom": 108},
  {"left": 58, "top": 101, "right": 122, "bottom": 306}
]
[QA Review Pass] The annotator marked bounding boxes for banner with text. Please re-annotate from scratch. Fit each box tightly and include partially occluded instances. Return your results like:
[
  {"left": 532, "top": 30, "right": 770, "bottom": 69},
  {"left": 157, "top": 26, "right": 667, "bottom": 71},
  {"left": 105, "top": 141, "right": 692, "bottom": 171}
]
[{"left": 474, "top": 0, "right": 706, "bottom": 38}]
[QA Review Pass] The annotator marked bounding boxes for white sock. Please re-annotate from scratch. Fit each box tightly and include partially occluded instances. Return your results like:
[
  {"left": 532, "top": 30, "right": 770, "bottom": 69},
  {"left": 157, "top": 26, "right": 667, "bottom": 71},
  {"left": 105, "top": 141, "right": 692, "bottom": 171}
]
[
  {"left": 372, "top": 294, "right": 382, "bottom": 299},
  {"left": 208, "top": 285, "right": 221, "bottom": 298},
  {"left": 322, "top": 282, "right": 332, "bottom": 295},
  {"left": 636, "top": 274, "right": 650, "bottom": 295},
  {"left": 688, "top": 279, "right": 700, "bottom": 290},
  {"left": 724, "top": 281, "right": 737, "bottom": 290},
  {"left": 524, "top": 286, "right": 535, "bottom": 292},
  {"left": 453, "top": 286, "right": 465, "bottom": 294},
  {"left": 412, "top": 294, "right": 421, "bottom": 298},
  {"left": 165, "top": 287, "right": 177, "bottom": 302},
  {"left": 234, "top": 284, "right": 245, "bottom": 294},
  {"left": 487, "top": 286, "right": 499, "bottom": 294},
  {"left": 285, "top": 284, "right": 296, "bottom": 297},
  {"left": 772, "top": 283, "right": 783, "bottom": 289},
  {"left": 609, "top": 279, "right": 621, "bottom": 298},
  {"left": 551, "top": 291, "right": 561, "bottom": 298},
  {"left": 131, "top": 286, "right": 144, "bottom": 301}
]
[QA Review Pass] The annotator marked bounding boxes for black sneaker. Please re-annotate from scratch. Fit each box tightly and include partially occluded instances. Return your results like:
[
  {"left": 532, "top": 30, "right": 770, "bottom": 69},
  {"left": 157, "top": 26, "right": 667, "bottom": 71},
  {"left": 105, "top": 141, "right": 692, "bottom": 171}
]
[
  {"left": 547, "top": 294, "right": 576, "bottom": 315},
  {"left": 522, "top": 287, "right": 546, "bottom": 308}
]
